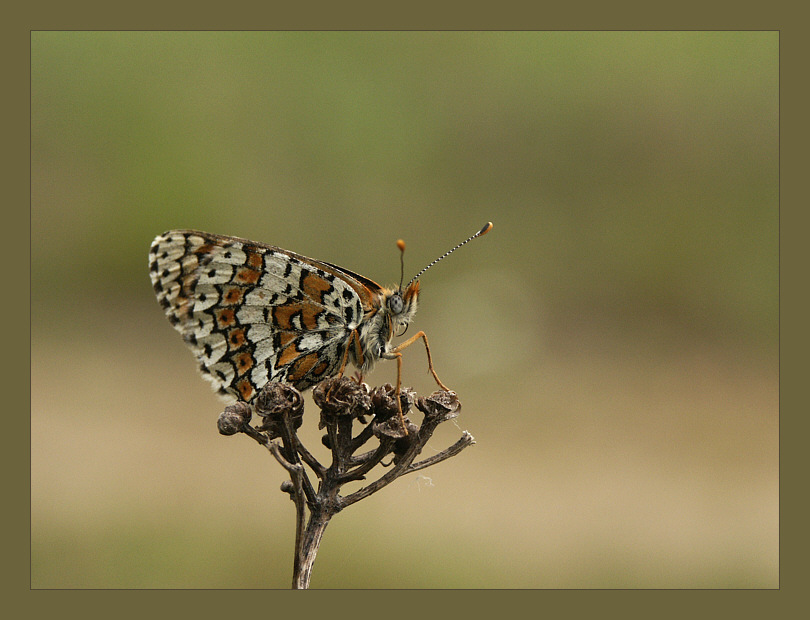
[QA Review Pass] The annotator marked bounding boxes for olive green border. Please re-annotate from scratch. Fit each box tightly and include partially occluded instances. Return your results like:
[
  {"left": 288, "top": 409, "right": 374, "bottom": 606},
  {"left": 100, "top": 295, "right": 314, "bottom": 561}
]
[{"left": 12, "top": 0, "right": 799, "bottom": 616}]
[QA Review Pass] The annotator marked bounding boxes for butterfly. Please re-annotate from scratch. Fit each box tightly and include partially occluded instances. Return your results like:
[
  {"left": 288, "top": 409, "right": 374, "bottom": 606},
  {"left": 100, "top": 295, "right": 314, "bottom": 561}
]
[{"left": 148, "top": 222, "right": 493, "bottom": 429}]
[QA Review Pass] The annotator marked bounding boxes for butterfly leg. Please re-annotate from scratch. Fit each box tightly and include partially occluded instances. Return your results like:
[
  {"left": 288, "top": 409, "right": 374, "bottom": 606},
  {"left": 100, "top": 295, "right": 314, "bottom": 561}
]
[
  {"left": 391, "top": 331, "right": 450, "bottom": 391},
  {"left": 385, "top": 330, "right": 451, "bottom": 436},
  {"left": 327, "top": 329, "right": 363, "bottom": 399},
  {"left": 335, "top": 329, "right": 362, "bottom": 380},
  {"left": 390, "top": 351, "right": 408, "bottom": 434}
]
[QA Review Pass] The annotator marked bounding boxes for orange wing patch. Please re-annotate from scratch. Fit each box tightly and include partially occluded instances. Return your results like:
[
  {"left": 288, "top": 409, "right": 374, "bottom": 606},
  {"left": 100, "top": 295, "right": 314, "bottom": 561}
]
[
  {"left": 235, "top": 377, "right": 254, "bottom": 401},
  {"left": 235, "top": 266, "right": 261, "bottom": 284},
  {"left": 227, "top": 327, "right": 247, "bottom": 350},
  {"left": 221, "top": 286, "right": 244, "bottom": 305},
  {"left": 234, "top": 351, "right": 254, "bottom": 375},
  {"left": 302, "top": 271, "right": 332, "bottom": 304},
  {"left": 286, "top": 352, "right": 320, "bottom": 382},
  {"left": 215, "top": 308, "right": 236, "bottom": 329},
  {"left": 245, "top": 250, "right": 264, "bottom": 270},
  {"left": 276, "top": 339, "right": 300, "bottom": 368},
  {"left": 272, "top": 302, "right": 325, "bottom": 331}
]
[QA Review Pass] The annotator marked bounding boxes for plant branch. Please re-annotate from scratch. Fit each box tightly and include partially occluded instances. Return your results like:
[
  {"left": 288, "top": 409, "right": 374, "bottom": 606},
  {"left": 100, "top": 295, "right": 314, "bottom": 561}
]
[{"left": 217, "top": 378, "right": 473, "bottom": 588}]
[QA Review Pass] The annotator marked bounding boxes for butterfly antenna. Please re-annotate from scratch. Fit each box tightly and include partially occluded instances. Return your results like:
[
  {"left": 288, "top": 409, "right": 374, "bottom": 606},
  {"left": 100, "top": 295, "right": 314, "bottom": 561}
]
[
  {"left": 407, "top": 221, "right": 493, "bottom": 286},
  {"left": 396, "top": 238, "right": 407, "bottom": 291}
]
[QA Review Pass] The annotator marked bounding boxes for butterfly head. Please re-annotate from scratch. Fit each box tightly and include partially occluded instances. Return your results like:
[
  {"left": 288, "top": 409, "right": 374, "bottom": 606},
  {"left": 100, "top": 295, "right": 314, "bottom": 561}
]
[{"left": 384, "top": 281, "right": 420, "bottom": 337}]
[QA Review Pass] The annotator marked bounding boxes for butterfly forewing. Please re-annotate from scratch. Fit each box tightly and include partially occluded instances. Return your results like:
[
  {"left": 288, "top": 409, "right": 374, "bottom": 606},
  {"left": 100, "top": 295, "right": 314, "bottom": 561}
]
[{"left": 149, "top": 230, "right": 378, "bottom": 402}]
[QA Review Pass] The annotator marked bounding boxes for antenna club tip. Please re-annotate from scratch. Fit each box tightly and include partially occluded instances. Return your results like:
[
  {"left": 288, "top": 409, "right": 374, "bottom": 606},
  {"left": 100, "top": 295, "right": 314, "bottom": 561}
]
[
  {"left": 479, "top": 221, "right": 494, "bottom": 236},
  {"left": 396, "top": 239, "right": 406, "bottom": 252}
]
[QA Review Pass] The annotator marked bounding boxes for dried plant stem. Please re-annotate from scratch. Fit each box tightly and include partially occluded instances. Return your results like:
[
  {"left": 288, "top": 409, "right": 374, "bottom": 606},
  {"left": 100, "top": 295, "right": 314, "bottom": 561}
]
[
  {"left": 294, "top": 512, "right": 330, "bottom": 589},
  {"left": 218, "top": 378, "right": 474, "bottom": 589}
]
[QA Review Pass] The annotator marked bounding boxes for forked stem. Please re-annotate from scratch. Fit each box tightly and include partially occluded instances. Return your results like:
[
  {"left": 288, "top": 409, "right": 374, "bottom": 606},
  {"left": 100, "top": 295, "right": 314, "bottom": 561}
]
[{"left": 218, "top": 378, "right": 473, "bottom": 588}]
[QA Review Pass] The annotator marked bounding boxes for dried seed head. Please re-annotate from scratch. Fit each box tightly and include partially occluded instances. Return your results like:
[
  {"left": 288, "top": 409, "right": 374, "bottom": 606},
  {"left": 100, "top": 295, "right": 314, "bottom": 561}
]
[
  {"left": 373, "top": 415, "right": 415, "bottom": 440},
  {"left": 217, "top": 402, "right": 253, "bottom": 435},
  {"left": 255, "top": 382, "right": 304, "bottom": 419},
  {"left": 416, "top": 390, "right": 461, "bottom": 422},
  {"left": 313, "top": 377, "right": 372, "bottom": 418},
  {"left": 370, "top": 383, "right": 414, "bottom": 421},
  {"left": 280, "top": 480, "right": 295, "bottom": 495},
  {"left": 392, "top": 421, "right": 421, "bottom": 455},
  {"left": 254, "top": 383, "right": 304, "bottom": 437}
]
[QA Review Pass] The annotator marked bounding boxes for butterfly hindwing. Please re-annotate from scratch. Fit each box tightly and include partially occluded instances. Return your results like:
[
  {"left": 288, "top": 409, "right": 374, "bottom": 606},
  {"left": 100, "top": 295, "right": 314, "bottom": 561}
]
[{"left": 149, "top": 230, "right": 376, "bottom": 402}]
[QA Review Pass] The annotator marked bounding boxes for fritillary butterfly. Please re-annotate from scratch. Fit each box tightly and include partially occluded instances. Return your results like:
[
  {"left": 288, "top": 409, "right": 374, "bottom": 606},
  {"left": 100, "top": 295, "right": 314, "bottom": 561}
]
[{"left": 148, "top": 222, "right": 493, "bottom": 423}]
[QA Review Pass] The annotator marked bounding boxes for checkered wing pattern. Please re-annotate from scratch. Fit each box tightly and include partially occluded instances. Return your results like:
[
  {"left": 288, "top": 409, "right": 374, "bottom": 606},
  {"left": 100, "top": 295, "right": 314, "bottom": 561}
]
[{"left": 149, "top": 230, "right": 376, "bottom": 403}]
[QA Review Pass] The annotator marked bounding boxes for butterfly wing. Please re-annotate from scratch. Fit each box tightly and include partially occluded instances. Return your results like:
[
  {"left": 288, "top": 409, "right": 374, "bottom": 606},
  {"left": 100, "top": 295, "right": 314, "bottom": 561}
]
[{"left": 149, "top": 230, "right": 381, "bottom": 402}]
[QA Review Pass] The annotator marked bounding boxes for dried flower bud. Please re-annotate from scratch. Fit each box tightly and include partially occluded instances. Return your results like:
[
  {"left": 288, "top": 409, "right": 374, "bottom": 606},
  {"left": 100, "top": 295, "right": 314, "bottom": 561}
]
[
  {"left": 280, "top": 480, "right": 295, "bottom": 495},
  {"left": 253, "top": 383, "right": 304, "bottom": 437},
  {"left": 255, "top": 383, "right": 304, "bottom": 419},
  {"left": 313, "top": 377, "right": 372, "bottom": 418},
  {"left": 370, "top": 383, "right": 414, "bottom": 421},
  {"left": 373, "top": 415, "right": 412, "bottom": 440},
  {"left": 392, "top": 421, "right": 420, "bottom": 456},
  {"left": 416, "top": 390, "right": 461, "bottom": 422},
  {"left": 217, "top": 402, "right": 252, "bottom": 435}
]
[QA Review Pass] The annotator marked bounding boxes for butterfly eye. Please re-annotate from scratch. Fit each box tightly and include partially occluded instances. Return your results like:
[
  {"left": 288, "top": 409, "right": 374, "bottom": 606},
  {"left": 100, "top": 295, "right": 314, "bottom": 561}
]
[{"left": 387, "top": 293, "right": 404, "bottom": 315}]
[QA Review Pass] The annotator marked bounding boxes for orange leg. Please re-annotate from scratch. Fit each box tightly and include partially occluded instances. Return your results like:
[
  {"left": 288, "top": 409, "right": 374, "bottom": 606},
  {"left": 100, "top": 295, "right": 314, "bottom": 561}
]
[
  {"left": 336, "top": 329, "right": 362, "bottom": 379},
  {"left": 391, "top": 330, "right": 450, "bottom": 391},
  {"left": 328, "top": 329, "right": 362, "bottom": 398},
  {"left": 387, "top": 331, "right": 451, "bottom": 435}
]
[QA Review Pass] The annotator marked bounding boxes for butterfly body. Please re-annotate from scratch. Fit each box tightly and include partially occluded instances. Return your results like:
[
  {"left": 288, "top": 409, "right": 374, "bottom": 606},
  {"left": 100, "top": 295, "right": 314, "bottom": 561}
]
[{"left": 149, "top": 230, "right": 423, "bottom": 403}]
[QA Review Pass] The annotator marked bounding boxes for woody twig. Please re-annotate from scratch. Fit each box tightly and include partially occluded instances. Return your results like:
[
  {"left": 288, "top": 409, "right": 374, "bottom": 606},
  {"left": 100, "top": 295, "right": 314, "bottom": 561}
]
[{"left": 216, "top": 376, "right": 474, "bottom": 589}]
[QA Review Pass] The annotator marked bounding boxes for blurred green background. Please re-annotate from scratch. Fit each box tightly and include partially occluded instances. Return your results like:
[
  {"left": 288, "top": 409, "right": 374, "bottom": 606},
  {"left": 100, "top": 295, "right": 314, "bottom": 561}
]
[{"left": 31, "top": 31, "right": 777, "bottom": 588}]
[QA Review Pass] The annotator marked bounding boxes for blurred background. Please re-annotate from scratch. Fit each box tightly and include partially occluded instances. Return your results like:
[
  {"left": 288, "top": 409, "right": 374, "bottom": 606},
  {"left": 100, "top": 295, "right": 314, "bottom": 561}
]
[{"left": 31, "top": 31, "right": 777, "bottom": 588}]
